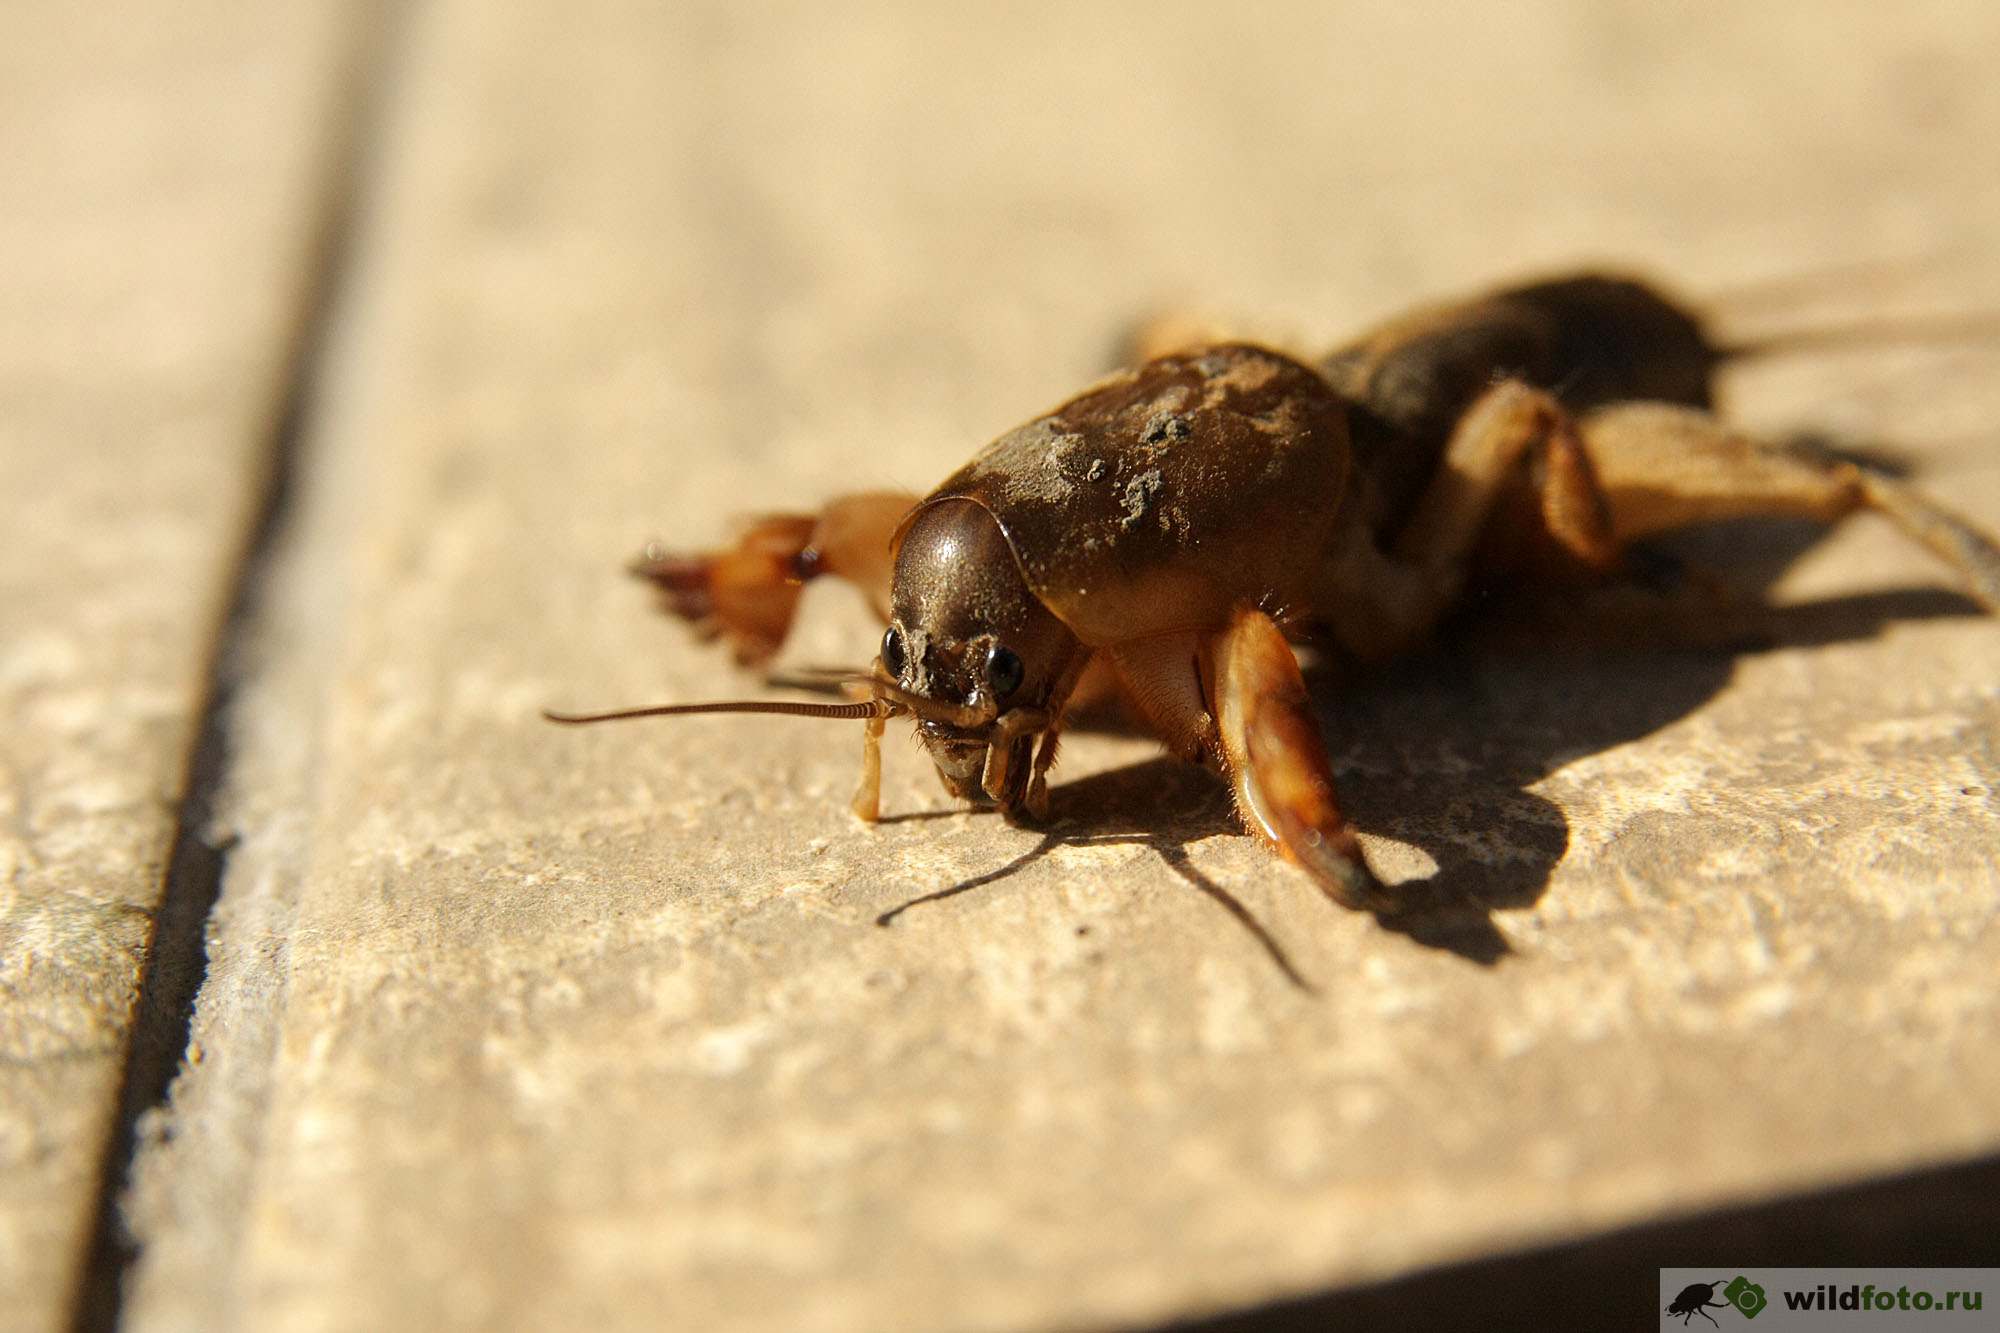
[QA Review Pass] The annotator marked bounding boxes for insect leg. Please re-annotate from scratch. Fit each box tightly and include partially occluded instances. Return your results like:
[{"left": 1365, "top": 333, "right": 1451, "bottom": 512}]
[
  {"left": 1312, "top": 380, "right": 1624, "bottom": 660},
  {"left": 1023, "top": 727, "right": 1061, "bottom": 821},
  {"left": 1577, "top": 402, "right": 2000, "bottom": 610},
  {"left": 853, "top": 708, "right": 886, "bottom": 822},
  {"left": 1393, "top": 378, "right": 1622, "bottom": 584},
  {"left": 1204, "top": 607, "right": 1391, "bottom": 912},
  {"left": 631, "top": 491, "right": 917, "bottom": 664}
]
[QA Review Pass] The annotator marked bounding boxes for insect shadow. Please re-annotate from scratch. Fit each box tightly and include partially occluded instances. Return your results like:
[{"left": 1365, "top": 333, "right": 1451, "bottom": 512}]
[
  {"left": 876, "top": 515, "right": 1989, "bottom": 981},
  {"left": 878, "top": 757, "right": 1320, "bottom": 988}
]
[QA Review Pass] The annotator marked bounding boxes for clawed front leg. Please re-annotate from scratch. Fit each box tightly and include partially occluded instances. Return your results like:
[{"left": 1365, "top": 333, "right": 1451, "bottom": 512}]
[
  {"left": 632, "top": 491, "right": 916, "bottom": 665},
  {"left": 1023, "top": 728, "right": 1061, "bottom": 821},
  {"left": 1106, "top": 613, "right": 1388, "bottom": 910},
  {"left": 1205, "top": 609, "right": 1391, "bottom": 912}
]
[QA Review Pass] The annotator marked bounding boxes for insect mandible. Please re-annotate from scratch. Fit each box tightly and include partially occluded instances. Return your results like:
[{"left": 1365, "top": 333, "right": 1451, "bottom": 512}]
[{"left": 548, "top": 271, "right": 2000, "bottom": 914}]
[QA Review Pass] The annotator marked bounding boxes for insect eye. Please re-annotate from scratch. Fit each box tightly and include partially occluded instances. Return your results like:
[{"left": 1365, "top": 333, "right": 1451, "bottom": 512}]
[
  {"left": 880, "top": 626, "right": 907, "bottom": 678},
  {"left": 984, "top": 644, "right": 1025, "bottom": 699}
]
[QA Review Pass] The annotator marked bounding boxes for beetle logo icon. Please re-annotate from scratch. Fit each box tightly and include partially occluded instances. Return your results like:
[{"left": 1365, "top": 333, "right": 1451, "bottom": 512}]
[
  {"left": 1723, "top": 1276, "right": 1768, "bottom": 1318},
  {"left": 1666, "top": 1276, "right": 1765, "bottom": 1325},
  {"left": 1666, "top": 1280, "right": 1729, "bottom": 1326}
]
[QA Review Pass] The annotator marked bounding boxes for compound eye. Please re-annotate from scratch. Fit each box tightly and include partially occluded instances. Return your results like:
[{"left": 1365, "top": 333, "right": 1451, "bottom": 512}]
[
  {"left": 984, "top": 644, "right": 1024, "bottom": 699},
  {"left": 880, "top": 625, "right": 907, "bottom": 678}
]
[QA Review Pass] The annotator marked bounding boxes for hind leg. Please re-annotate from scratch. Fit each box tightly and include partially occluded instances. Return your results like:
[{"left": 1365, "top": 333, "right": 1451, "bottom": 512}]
[
  {"left": 1318, "top": 380, "right": 1626, "bottom": 659},
  {"left": 1578, "top": 402, "right": 2000, "bottom": 610},
  {"left": 631, "top": 491, "right": 916, "bottom": 665},
  {"left": 1320, "top": 384, "right": 2000, "bottom": 659},
  {"left": 1393, "top": 379, "right": 1624, "bottom": 580}
]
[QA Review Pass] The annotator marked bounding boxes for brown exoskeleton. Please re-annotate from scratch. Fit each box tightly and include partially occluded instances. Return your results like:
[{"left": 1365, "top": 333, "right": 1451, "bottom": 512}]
[{"left": 549, "top": 272, "right": 2000, "bottom": 914}]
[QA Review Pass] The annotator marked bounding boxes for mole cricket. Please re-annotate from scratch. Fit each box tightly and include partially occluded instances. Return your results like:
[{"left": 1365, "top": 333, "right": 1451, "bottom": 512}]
[{"left": 549, "top": 270, "right": 2000, "bottom": 913}]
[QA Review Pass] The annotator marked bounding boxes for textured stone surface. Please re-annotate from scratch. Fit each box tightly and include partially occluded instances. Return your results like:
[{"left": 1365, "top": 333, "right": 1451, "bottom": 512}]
[
  {"left": 80, "top": 1, "right": 2000, "bottom": 1330},
  {"left": 0, "top": 7, "right": 360, "bottom": 1328}
]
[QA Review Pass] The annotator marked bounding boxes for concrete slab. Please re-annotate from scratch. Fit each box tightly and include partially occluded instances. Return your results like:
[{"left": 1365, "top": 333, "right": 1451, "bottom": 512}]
[
  {"left": 0, "top": 6, "right": 370, "bottom": 1328},
  {"left": 121, "top": 2, "right": 2000, "bottom": 1330}
]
